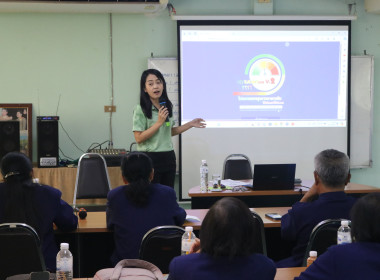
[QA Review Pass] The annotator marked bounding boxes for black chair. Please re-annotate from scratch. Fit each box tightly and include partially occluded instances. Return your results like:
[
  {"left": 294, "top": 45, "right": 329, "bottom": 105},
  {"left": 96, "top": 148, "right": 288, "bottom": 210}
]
[
  {"left": 0, "top": 223, "right": 46, "bottom": 279},
  {"left": 222, "top": 154, "right": 253, "bottom": 180},
  {"left": 139, "top": 226, "right": 185, "bottom": 274},
  {"left": 302, "top": 219, "right": 351, "bottom": 266},
  {"left": 129, "top": 142, "right": 137, "bottom": 152},
  {"left": 251, "top": 211, "right": 268, "bottom": 256},
  {"left": 73, "top": 153, "right": 112, "bottom": 209}
]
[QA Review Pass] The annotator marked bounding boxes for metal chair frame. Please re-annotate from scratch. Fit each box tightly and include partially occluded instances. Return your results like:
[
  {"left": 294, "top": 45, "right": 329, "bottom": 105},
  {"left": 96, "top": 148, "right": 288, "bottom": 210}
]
[
  {"left": 0, "top": 223, "right": 46, "bottom": 279},
  {"left": 251, "top": 211, "right": 268, "bottom": 256},
  {"left": 139, "top": 225, "right": 185, "bottom": 274},
  {"left": 222, "top": 154, "right": 253, "bottom": 180},
  {"left": 302, "top": 218, "right": 351, "bottom": 266},
  {"left": 73, "top": 153, "right": 112, "bottom": 209}
]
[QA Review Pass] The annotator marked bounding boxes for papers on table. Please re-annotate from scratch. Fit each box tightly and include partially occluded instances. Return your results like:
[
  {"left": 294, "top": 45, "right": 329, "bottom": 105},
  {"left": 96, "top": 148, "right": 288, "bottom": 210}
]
[
  {"left": 186, "top": 215, "right": 201, "bottom": 222},
  {"left": 294, "top": 186, "right": 310, "bottom": 192},
  {"left": 221, "top": 179, "right": 251, "bottom": 188}
]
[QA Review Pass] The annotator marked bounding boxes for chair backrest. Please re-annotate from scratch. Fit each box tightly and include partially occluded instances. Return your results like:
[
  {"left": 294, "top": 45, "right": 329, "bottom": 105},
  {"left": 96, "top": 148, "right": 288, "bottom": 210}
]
[
  {"left": 129, "top": 142, "right": 137, "bottom": 152},
  {"left": 73, "top": 153, "right": 112, "bottom": 209},
  {"left": 302, "top": 218, "right": 351, "bottom": 266},
  {"left": 0, "top": 223, "right": 46, "bottom": 279},
  {"left": 139, "top": 226, "right": 185, "bottom": 274},
  {"left": 251, "top": 211, "right": 268, "bottom": 256},
  {"left": 222, "top": 154, "right": 253, "bottom": 180}
]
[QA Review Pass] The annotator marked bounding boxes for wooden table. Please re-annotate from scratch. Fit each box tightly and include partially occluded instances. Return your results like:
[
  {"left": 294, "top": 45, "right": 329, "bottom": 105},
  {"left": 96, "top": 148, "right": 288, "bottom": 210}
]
[
  {"left": 188, "top": 180, "right": 380, "bottom": 208},
  {"left": 76, "top": 207, "right": 289, "bottom": 232},
  {"left": 275, "top": 267, "right": 306, "bottom": 280},
  {"left": 183, "top": 207, "right": 290, "bottom": 230}
]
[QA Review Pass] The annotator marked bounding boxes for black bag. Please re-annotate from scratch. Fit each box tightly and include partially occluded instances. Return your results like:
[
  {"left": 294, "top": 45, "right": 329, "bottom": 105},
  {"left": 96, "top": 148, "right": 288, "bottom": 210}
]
[{"left": 6, "top": 272, "right": 54, "bottom": 280}]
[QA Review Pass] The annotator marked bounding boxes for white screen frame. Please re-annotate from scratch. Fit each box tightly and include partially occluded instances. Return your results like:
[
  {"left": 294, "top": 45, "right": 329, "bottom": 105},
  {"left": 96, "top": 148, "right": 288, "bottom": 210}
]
[{"left": 178, "top": 20, "right": 351, "bottom": 200}]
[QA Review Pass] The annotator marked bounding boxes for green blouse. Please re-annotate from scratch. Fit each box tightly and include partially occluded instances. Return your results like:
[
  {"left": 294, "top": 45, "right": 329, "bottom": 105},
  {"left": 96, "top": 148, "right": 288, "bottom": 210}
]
[{"left": 132, "top": 104, "right": 174, "bottom": 152}]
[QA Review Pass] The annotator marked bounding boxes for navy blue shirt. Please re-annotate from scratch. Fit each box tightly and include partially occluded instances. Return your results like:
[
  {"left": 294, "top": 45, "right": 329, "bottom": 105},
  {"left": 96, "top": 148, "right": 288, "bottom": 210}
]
[
  {"left": 0, "top": 183, "right": 78, "bottom": 271},
  {"left": 107, "top": 183, "right": 186, "bottom": 265},
  {"left": 168, "top": 252, "right": 276, "bottom": 280},
  {"left": 277, "top": 191, "right": 356, "bottom": 268},
  {"left": 295, "top": 242, "right": 380, "bottom": 280}
]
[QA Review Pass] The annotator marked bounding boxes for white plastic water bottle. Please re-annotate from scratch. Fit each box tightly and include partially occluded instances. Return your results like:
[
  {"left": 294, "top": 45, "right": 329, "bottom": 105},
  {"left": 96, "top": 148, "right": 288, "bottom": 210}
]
[
  {"left": 200, "top": 160, "right": 209, "bottom": 193},
  {"left": 337, "top": 220, "right": 352, "bottom": 244},
  {"left": 181, "top": 226, "right": 196, "bottom": 255},
  {"left": 56, "top": 243, "right": 73, "bottom": 280}
]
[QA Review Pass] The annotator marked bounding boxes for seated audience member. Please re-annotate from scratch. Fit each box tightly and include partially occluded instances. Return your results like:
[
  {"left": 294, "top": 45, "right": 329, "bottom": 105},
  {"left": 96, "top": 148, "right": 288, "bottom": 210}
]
[
  {"left": 276, "top": 149, "right": 356, "bottom": 268},
  {"left": 0, "top": 152, "right": 78, "bottom": 271},
  {"left": 295, "top": 192, "right": 380, "bottom": 279},
  {"left": 106, "top": 152, "right": 186, "bottom": 265},
  {"left": 168, "top": 197, "right": 276, "bottom": 280}
]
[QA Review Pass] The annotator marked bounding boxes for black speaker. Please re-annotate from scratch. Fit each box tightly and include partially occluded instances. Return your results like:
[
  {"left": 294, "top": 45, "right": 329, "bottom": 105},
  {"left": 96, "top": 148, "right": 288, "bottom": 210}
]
[
  {"left": 37, "top": 116, "right": 59, "bottom": 168},
  {"left": 0, "top": 121, "right": 20, "bottom": 162}
]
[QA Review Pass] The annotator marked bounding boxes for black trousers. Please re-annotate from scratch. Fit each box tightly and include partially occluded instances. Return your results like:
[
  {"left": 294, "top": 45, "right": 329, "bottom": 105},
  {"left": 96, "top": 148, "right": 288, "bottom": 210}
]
[{"left": 144, "top": 150, "right": 176, "bottom": 188}]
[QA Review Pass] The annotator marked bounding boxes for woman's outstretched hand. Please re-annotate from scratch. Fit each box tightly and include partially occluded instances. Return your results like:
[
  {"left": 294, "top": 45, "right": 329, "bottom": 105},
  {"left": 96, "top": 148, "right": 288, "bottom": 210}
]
[{"left": 190, "top": 118, "right": 206, "bottom": 128}]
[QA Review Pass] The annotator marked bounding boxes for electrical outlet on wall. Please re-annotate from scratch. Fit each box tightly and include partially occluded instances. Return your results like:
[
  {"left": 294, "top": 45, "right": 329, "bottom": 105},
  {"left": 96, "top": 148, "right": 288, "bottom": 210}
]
[{"left": 104, "top": 105, "right": 116, "bottom": 112}]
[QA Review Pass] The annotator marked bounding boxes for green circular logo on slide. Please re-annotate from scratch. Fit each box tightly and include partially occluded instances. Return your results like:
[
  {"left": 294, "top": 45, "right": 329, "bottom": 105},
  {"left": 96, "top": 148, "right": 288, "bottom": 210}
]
[{"left": 245, "top": 54, "right": 285, "bottom": 95}]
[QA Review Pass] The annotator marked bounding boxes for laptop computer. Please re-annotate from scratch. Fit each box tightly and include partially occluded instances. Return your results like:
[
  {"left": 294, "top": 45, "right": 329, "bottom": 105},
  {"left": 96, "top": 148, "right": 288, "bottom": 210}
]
[{"left": 250, "top": 163, "right": 296, "bottom": 190}]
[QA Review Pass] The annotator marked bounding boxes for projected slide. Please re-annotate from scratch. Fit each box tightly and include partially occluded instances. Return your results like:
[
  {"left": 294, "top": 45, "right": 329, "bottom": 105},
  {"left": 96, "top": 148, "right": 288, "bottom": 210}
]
[
  {"left": 180, "top": 26, "right": 348, "bottom": 128},
  {"left": 178, "top": 21, "right": 350, "bottom": 200}
]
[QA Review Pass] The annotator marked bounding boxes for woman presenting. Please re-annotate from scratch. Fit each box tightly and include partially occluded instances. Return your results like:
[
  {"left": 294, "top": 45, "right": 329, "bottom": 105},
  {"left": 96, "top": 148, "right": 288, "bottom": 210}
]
[{"left": 133, "top": 69, "right": 205, "bottom": 188}]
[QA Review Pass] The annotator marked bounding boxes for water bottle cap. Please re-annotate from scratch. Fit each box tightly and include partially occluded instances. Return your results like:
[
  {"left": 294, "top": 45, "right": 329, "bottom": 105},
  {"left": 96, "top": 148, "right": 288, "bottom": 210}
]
[
  {"left": 60, "top": 243, "right": 69, "bottom": 250},
  {"left": 201, "top": 160, "right": 207, "bottom": 164},
  {"left": 185, "top": 226, "right": 193, "bottom": 232},
  {"left": 341, "top": 220, "right": 349, "bottom": 226},
  {"left": 309, "top": 251, "right": 317, "bottom": 257}
]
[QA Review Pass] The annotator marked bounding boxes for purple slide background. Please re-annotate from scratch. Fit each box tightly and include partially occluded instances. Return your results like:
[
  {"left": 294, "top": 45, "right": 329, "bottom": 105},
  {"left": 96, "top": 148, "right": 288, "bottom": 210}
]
[{"left": 181, "top": 41, "right": 342, "bottom": 121}]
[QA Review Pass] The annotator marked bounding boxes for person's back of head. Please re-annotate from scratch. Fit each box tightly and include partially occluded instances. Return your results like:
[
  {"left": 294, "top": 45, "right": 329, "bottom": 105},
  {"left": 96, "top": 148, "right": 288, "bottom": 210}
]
[
  {"left": 121, "top": 152, "right": 153, "bottom": 207},
  {"left": 351, "top": 193, "right": 380, "bottom": 243},
  {"left": 314, "top": 149, "right": 350, "bottom": 189},
  {"left": 200, "top": 197, "right": 257, "bottom": 258},
  {"left": 1, "top": 151, "right": 33, "bottom": 183},
  {"left": 0, "top": 152, "right": 39, "bottom": 232}
]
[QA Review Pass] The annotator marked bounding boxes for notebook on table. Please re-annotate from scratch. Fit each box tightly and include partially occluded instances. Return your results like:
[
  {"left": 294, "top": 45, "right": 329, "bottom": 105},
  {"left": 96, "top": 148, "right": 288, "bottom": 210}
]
[{"left": 250, "top": 163, "right": 296, "bottom": 190}]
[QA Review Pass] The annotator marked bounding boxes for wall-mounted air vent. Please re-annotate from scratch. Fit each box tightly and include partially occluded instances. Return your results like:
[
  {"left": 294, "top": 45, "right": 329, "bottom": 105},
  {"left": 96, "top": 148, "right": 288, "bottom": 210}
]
[{"left": 0, "top": 0, "right": 168, "bottom": 13}]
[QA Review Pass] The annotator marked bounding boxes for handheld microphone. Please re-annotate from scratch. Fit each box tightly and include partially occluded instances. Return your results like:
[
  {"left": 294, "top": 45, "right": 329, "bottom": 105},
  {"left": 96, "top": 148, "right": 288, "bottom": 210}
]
[
  {"left": 74, "top": 207, "right": 87, "bottom": 219},
  {"left": 159, "top": 97, "right": 170, "bottom": 127}
]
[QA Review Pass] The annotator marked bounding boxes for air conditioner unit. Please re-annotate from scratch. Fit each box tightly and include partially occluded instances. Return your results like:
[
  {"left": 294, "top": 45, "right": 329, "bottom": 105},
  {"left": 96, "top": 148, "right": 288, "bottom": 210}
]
[
  {"left": 0, "top": 0, "right": 168, "bottom": 14},
  {"left": 365, "top": 0, "right": 380, "bottom": 14}
]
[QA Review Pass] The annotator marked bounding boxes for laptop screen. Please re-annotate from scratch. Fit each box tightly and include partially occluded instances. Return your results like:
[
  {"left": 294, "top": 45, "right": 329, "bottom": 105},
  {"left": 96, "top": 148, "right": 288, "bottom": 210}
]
[{"left": 252, "top": 164, "right": 296, "bottom": 190}]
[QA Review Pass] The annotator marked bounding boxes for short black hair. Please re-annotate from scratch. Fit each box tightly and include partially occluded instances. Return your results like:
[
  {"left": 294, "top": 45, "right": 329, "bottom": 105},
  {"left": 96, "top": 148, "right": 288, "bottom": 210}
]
[
  {"left": 351, "top": 193, "right": 380, "bottom": 243},
  {"left": 200, "top": 197, "right": 257, "bottom": 258}
]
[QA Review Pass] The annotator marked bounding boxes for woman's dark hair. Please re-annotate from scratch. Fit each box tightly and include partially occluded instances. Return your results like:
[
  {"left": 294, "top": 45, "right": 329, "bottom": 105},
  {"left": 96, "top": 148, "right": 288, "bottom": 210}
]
[
  {"left": 0, "top": 152, "right": 41, "bottom": 234},
  {"left": 200, "top": 197, "right": 258, "bottom": 258},
  {"left": 351, "top": 192, "right": 380, "bottom": 243},
  {"left": 139, "top": 69, "right": 173, "bottom": 119},
  {"left": 121, "top": 152, "right": 153, "bottom": 207}
]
